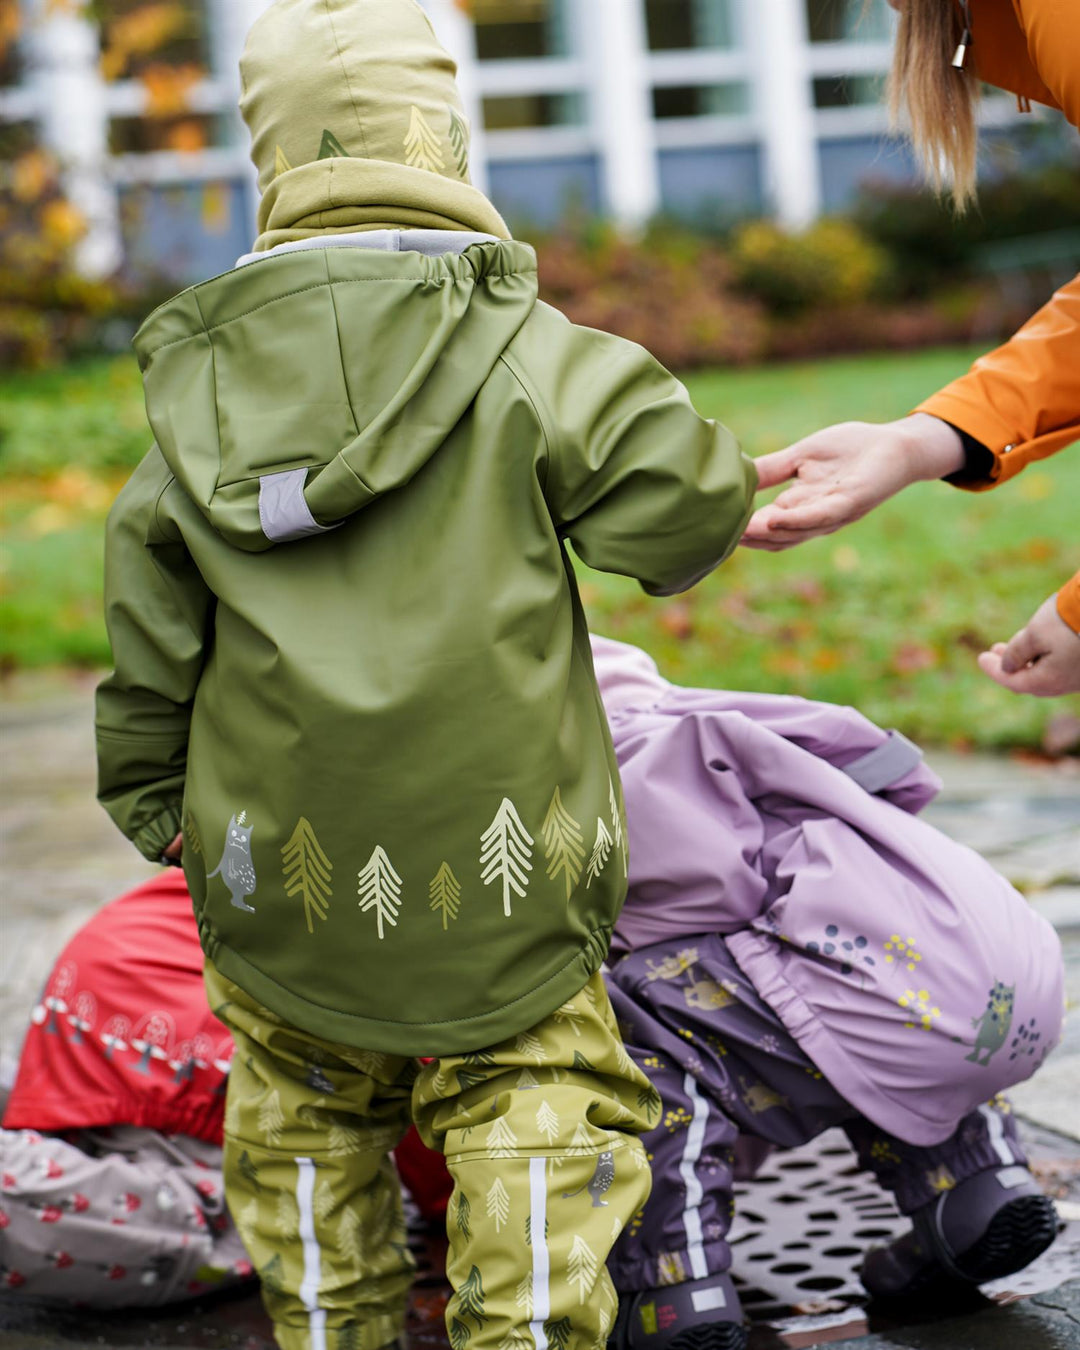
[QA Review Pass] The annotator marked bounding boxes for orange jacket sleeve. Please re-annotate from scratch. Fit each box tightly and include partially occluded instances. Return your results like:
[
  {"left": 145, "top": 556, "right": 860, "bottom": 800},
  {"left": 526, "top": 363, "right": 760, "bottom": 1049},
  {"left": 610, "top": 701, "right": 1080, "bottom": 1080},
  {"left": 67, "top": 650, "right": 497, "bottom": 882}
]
[
  {"left": 1058, "top": 573, "right": 1080, "bottom": 634},
  {"left": 915, "top": 274, "right": 1080, "bottom": 489}
]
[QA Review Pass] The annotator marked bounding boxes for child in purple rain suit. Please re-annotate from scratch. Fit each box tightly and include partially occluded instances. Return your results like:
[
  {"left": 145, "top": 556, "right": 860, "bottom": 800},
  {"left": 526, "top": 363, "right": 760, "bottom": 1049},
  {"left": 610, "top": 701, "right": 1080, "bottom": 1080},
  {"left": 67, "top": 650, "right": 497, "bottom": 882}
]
[{"left": 591, "top": 636, "right": 1065, "bottom": 1350}]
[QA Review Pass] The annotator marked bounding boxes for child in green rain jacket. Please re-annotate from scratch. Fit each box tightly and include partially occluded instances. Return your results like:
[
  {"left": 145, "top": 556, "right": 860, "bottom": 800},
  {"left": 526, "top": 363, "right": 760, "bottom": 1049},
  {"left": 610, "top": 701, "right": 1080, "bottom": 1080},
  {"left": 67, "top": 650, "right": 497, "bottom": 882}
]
[{"left": 96, "top": 4, "right": 756, "bottom": 1349}]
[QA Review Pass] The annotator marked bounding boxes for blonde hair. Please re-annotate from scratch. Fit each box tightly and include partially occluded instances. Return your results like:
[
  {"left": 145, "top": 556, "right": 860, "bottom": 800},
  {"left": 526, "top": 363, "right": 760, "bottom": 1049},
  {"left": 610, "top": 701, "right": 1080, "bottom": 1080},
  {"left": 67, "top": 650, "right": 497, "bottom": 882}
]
[{"left": 886, "top": 0, "right": 981, "bottom": 209}]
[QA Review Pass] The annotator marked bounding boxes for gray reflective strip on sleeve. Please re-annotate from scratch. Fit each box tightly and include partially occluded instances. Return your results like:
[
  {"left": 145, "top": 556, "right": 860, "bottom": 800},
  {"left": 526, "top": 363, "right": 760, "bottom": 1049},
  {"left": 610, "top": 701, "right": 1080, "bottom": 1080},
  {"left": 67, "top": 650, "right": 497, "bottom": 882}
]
[
  {"left": 842, "top": 730, "right": 924, "bottom": 794},
  {"left": 258, "top": 468, "right": 338, "bottom": 543}
]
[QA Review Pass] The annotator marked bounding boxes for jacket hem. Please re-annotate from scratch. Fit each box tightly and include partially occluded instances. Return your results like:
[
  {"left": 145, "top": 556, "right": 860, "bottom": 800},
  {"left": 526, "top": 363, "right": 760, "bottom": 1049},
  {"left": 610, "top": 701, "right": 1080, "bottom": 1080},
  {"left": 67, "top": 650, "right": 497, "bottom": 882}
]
[
  {"left": 200, "top": 924, "right": 613, "bottom": 1056},
  {"left": 725, "top": 930, "right": 965, "bottom": 1148}
]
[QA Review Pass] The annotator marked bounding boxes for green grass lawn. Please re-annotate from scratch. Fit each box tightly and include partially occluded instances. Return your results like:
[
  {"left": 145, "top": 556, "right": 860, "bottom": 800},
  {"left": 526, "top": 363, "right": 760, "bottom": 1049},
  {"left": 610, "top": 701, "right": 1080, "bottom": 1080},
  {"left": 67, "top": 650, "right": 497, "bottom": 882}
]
[{"left": 0, "top": 347, "right": 1075, "bottom": 749}]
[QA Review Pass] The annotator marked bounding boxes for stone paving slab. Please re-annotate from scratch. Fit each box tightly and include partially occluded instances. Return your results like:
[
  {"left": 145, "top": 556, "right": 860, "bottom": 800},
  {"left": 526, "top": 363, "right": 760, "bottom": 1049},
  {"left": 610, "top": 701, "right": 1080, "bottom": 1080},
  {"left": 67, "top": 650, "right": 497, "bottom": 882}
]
[{"left": 807, "top": 1279, "right": 1080, "bottom": 1350}]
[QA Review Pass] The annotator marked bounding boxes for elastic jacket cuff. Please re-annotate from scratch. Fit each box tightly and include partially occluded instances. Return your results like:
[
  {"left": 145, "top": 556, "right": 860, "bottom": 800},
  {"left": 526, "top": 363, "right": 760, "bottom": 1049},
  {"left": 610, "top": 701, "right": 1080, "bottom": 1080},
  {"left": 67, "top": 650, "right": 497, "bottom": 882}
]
[
  {"left": 915, "top": 394, "right": 1078, "bottom": 493},
  {"left": 940, "top": 423, "right": 995, "bottom": 486},
  {"left": 132, "top": 804, "right": 184, "bottom": 864}
]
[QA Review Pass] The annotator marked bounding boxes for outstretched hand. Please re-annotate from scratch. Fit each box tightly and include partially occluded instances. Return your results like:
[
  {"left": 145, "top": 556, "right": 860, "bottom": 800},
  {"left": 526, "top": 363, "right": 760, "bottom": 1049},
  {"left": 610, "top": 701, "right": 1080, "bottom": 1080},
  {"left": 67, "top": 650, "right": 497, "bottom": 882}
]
[
  {"left": 978, "top": 595, "right": 1080, "bottom": 697},
  {"left": 742, "top": 414, "right": 966, "bottom": 551}
]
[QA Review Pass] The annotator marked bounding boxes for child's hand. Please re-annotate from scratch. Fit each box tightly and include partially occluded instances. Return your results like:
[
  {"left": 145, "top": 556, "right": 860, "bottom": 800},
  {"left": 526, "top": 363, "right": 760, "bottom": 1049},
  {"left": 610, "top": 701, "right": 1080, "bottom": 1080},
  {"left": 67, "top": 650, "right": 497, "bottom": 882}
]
[
  {"left": 741, "top": 415, "right": 965, "bottom": 551},
  {"left": 161, "top": 832, "right": 184, "bottom": 866},
  {"left": 978, "top": 594, "right": 1080, "bottom": 697}
]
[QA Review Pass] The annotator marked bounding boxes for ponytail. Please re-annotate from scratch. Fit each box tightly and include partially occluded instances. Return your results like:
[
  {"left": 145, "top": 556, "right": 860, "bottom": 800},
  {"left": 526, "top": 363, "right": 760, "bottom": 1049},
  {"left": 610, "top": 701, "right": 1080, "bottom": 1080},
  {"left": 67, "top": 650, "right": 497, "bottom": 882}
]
[{"left": 886, "top": 0, "right": 980, "bottom": 209}]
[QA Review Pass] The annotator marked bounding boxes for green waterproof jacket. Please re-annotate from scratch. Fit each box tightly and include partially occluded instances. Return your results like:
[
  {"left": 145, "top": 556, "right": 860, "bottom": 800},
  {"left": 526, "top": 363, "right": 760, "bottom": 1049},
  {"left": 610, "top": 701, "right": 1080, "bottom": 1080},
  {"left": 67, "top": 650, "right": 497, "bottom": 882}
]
[{"left": 97, "top": 236, "right": 756, "bottom": 1054}]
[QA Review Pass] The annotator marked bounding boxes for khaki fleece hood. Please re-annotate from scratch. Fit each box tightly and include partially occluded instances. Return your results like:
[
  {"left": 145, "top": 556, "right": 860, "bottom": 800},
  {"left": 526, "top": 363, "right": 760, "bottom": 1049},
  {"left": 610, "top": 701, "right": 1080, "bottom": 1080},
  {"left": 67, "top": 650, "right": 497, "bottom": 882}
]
[
  {"left": 239, "top": 0, "right": 509, "bottom": 250},
  {"left": 132, "top": 237, "right": 539, "bottom": 552}
]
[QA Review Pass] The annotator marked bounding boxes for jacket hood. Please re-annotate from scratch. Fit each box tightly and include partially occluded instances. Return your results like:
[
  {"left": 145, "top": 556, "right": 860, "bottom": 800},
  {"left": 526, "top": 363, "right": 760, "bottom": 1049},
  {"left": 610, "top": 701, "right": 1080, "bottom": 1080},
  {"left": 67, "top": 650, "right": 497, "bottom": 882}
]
[{"left": 132, "top": 236, "right": 537, "bottom": 551}]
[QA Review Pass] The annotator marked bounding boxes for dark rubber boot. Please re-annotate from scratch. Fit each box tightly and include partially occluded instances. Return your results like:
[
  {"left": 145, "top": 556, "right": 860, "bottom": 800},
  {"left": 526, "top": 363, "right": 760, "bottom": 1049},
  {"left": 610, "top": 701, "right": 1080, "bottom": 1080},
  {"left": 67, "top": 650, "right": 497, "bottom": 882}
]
[
  {"left": 861, "top": 1164, "right": 1058, "bottom": 1301},
  {"left": 610, "top": 1275, "right": 747, "bottom": 1350}
]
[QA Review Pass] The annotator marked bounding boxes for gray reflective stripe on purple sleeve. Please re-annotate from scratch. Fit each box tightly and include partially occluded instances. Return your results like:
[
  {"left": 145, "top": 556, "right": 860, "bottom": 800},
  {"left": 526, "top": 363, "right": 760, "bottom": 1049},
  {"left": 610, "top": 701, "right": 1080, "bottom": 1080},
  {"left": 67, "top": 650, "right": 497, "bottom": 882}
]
[
  {"left": 842, "top": 730, "right": 924, "bottom": 794},
  {"left": 258, "top": 468, "right": 338, "bottom": 543}
]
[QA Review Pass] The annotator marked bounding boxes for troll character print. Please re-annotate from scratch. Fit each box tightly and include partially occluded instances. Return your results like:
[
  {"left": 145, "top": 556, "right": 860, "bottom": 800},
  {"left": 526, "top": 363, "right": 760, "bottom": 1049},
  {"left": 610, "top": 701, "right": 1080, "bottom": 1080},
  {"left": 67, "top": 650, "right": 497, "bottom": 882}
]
[
  {"left": 965, "top": 979, "right": 1015, "bottom": 1066},
  {"left": 643, "top": 946, "right": 738, "bottom": 1012},
  {"left": 562, "top": 1150, "right": 615, "bottom": 1208},
  {"left": 208, "top": 812, "right": 257, "bottom": 912}
]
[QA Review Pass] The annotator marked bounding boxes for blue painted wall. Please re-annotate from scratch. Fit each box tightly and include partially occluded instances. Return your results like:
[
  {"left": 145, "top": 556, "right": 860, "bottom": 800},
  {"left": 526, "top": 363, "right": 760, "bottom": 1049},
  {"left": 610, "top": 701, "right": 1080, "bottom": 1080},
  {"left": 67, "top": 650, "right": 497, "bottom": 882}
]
[
  {"left": 118, "top": 179, "right": 253, "bottom": 285},
  {"left": 657, "top": 144, "right": 764, "bottom": 224},
  {"left": 818, "top": 134, "right": 918, "bottom": 213},
  {"left": 487, "top": 155, "right": 602, "bottom": 228}
]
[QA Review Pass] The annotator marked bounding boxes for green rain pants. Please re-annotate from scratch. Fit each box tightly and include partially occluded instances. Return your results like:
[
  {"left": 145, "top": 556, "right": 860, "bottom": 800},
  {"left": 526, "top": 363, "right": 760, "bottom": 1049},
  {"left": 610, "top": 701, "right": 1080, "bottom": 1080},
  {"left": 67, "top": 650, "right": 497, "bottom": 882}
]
[{"left": 205, "top": 962, "right": 659, "bottom": 1350}]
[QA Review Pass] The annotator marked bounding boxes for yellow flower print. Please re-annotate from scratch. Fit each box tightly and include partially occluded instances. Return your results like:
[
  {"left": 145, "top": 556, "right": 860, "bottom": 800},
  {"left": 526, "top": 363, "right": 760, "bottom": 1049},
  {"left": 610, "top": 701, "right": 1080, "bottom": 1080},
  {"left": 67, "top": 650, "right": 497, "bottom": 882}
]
[
  {"left": 664, "top": 1106, "right": 692, "bottom": 1132},
  {"left": 897, "top": 988, "right": 941, "bottom": 1032},
  {"left": 926, "top": 1165, "right": 956, "bottom": 1193},
  {"left": 884, "top": 934, "right": 924, "bottom": 972},
  {"left": 657, "top": 1252, "right": 688, "bottom": 1286},
  {"left": 871, "top": 1138, "right": 901, "bottom": 1165}
]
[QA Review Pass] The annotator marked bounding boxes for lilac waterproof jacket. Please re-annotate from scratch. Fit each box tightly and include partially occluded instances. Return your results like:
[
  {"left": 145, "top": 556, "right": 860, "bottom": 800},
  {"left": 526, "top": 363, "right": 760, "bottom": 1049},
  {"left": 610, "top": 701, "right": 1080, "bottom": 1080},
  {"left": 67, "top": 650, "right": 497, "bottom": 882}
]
[{"left": 593, "top": 636, "right": 1064, "bottom": 1146}]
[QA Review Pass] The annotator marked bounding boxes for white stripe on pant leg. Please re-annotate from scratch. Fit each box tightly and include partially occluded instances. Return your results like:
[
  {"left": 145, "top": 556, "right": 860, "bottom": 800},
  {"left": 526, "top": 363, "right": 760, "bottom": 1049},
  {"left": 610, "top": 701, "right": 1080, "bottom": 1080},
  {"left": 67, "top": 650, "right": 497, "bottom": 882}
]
[
  {"left": 678, "top": 1072, "right": 710, "bottom": 1281},
  {"left": 528, "top": 1157, "right": 550, "bottom": 1350},
  {"left": 296, "top": 1156, "right": 328, "bottom": 1350},
  {"left": 978, "top": 1104, "right": 1015, "bottom": 1166}
]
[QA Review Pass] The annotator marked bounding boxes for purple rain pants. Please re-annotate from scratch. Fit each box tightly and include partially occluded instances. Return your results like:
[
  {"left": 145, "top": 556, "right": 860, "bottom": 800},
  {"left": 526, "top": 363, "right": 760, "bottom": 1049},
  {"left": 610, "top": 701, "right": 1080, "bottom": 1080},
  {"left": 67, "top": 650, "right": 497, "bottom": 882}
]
[{"left": 606, "top": 933, "right": 1026, "bottom": 1292}]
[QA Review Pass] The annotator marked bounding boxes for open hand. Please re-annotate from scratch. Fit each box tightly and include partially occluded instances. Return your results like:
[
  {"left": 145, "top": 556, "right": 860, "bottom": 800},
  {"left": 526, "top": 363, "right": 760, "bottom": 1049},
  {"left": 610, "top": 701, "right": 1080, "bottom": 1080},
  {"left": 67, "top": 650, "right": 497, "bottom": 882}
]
[
  {"left": 978, "top": 594, "right": 1080, "bottom": 697},
  {"left": 742, "top": 414, "right": 966, "bottom": 551}
]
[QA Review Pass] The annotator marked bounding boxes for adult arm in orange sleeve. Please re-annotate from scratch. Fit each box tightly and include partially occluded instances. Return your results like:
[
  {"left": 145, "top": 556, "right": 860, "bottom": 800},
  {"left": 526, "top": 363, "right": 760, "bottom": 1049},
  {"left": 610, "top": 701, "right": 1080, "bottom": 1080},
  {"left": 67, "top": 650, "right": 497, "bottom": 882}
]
[
  {"left": 742, "top": 0, "right": 1079, "bottom": 688},
  {"left": 915, "top": 274, "right": 1080, "bottom": 489},
  {"left": 918, "top": 0, "right": 1080, "bottom": 649}
]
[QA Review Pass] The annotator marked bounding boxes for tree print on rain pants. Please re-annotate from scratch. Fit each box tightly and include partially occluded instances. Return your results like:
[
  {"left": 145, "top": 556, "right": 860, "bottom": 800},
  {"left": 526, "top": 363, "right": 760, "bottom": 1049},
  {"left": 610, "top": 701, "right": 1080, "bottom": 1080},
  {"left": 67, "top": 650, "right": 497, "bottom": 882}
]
[
  {"left": 205, "top": 962, "right": 659, "bottom": 1350},
  {"left": 605, "top": 934, "right": 1028, "bottom": 1294}
]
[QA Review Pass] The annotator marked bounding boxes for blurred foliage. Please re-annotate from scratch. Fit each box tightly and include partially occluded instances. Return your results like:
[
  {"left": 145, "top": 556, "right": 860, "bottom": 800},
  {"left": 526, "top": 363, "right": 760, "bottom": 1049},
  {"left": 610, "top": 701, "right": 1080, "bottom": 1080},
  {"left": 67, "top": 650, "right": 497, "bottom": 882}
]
[
  {"left": 0, "top": 148, "right": 121, "bottom": 369},
  {"left": 728, "top": 217, "right": 892, "bottom": 314},
  {"left": 854, "top": 163, "right": 1080, "bottom": 294},
  {"left": 533, "top": 212, "right": 1035, "bottom": 369},
  {"left": 0, "top": 358, "right": 148, "bottom": 474},
  {"left": 94, "top": 1, "right": 197, "bottom": 81},
  {"left": 0, "top": 0, "right": 206, "bottom": 367},
  {"left": 538, "top": 224, "right": 768, "bottom": 367}
]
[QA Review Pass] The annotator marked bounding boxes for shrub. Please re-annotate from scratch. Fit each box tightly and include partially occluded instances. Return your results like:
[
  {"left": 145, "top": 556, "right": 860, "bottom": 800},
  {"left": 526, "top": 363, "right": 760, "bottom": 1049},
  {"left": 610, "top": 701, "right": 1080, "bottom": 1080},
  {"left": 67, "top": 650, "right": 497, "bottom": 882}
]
[
  {"left": 0, "top": 151, "right": 122, "bottom": 369},
  {"left": 729, "top": 217, "right": 892, "bottom": 314},
  {"left": 536, "top": 225, "right": 769, "bottom": 368},
  {"left": 854, "top": 162, "right": 1080, "bottom": 295}
]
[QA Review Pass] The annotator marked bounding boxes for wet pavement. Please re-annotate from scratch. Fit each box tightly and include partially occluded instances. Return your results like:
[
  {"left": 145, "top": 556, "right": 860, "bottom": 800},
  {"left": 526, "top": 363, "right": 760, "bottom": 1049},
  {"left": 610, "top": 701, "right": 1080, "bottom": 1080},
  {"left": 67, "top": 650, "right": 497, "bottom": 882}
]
[{"left": 1, "top": 676, "right": 1078, "bottom": 1349}]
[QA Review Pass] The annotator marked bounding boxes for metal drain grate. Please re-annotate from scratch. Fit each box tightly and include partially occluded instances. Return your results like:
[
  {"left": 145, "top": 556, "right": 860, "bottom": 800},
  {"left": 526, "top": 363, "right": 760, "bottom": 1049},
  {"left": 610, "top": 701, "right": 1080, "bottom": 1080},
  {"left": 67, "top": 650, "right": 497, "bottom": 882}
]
[
  {"left": 728, "top": 1130, "right": 908, "bottom": 1318},
  {"left": 727, "top": 1128, "right": 1080, "bottom": 1321}
]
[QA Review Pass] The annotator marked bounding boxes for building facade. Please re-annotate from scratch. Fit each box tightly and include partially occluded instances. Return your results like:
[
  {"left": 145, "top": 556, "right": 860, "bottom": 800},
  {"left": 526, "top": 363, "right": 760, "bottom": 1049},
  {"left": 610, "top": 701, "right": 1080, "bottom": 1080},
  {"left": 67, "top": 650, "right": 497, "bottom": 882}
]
[{"left": 1, "top": 0, "right": 1049, "bottom": 283}]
